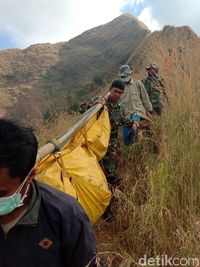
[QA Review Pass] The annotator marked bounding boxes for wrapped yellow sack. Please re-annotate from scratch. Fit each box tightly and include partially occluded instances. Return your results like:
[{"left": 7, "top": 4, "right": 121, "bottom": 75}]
[
  {"left": 36, "top": 108, "right": 111, "bottom": 224},
  {"left": 69, "top": 107, "right": 110, "bottom": 161}
]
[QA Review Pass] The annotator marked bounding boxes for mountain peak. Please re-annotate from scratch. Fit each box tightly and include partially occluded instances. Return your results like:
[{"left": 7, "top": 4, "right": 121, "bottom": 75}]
[
  {"left": 0, "top": 13, "right": 150, "bottom": 125},
  {"left": 112, "top": 13, "right": 150, "bottom": 31},
  {"left": 161, "top": 25, "right": 198, "bottom": 39}
]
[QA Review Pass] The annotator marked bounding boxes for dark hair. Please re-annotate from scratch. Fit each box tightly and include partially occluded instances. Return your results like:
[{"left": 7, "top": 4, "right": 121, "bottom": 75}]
[
  {"left": 111, "top": 80, "right": 125, "bottom": 90},
  {"left": 0, "top": 119, "right": 38, "bottom": 182}
]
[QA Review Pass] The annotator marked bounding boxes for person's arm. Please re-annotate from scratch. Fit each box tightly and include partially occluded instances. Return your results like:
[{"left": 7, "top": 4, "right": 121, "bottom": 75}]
[
  {"left": 159, "top": 78, "right": 169, "bottom": 103},
  {"left": 119, "top": 104, "right": 133, "bottom": 127},
  {"left": 138, "top": 81, "right": 153, "bottom": 112},
  {"left": 143, "top": 79, "right": 152, "bottom": 99},
  {"left": 79, "top": 96, "right": 105, "bottom": 114}
]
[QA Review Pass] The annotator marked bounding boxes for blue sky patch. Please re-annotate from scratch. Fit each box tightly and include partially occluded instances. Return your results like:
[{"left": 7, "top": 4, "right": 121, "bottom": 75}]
[
  {"left": 121, "top": 1, "right": 146, "bottom": 17},
  {"left": 0, "top": 31, "right": 17, "bottom": 50}
]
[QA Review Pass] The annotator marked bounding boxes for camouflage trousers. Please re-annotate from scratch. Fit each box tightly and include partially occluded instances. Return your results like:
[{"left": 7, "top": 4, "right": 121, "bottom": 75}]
[{"left": 101, "top": 142, "right": 119, "bottom": 188}]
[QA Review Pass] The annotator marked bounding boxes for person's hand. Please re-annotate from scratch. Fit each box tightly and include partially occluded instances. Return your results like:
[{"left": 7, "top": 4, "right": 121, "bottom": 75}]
[
  {"left": 132, "top": 121, "right": 139, "bottom": 130},
  {"left": 92, "top": 99, "right": 106, "bottom": 106}
]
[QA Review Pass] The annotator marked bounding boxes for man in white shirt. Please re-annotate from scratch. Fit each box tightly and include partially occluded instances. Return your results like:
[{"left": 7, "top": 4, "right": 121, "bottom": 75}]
[{"left": 119, "top": 64, "right": 153, "bottom": 144}]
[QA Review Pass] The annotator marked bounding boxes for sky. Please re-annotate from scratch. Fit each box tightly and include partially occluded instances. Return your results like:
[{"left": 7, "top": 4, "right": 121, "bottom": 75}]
[{"left": 0, "top": 0, "right": 199, "bottom": 50}]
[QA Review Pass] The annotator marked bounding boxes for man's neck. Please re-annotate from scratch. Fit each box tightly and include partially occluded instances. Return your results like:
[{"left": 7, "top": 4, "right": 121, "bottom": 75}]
[
  {"left": 107, "top": 97, "right": 118, "bottom": 105},
  {"left": 125, "top": 79, "right": 132, "bottom": 84},
  {"left": 149, "top": 73, "right": 157, "bottom": 79},
  {"left": 0, "top": 188, "right": 32, "bottom": 225}
]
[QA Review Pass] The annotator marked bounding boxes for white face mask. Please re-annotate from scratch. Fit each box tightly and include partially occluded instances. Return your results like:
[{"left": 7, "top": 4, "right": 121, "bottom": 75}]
[
  {"left": 121, "top": 75, "right": 131, "bottom": 83},
  {"left": 0, "top": 172, "right": 31, "bottom": 216}
]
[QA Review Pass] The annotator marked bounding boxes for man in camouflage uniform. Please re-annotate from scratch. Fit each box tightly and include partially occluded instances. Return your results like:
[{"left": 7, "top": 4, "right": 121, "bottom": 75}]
[
  {"left": 143, "top": 63, "right": 168, "bottom": 115},
  {"left": 80, "top": 80, "right": 133, "bottom": 188},
  {"left": 118, "top": 64, "right": 153, "bottom": 144}
]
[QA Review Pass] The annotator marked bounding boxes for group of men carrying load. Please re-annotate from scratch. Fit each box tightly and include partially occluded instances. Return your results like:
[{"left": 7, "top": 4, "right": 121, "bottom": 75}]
[
  {"left": 80, "top": 62, "right": 168, "bottom": 220},
  {"left": 0, "top": 62, "right": 168, "bottom": 267}
]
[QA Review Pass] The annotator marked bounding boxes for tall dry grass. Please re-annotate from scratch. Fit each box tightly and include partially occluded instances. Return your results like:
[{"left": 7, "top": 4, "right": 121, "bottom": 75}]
[
  {"left": 35, "top": 45, "right": 200, "bottom": 265},
  {"left": 36, "top": 111, "right": 79, "bottom": 146},
  {"left": 103, "top": 63, "right": 200, "bottom": 265}
]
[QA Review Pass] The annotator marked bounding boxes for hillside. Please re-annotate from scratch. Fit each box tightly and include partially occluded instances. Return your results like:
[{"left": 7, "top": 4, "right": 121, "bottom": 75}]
[
  {"left": 94, "top": 26, "right": 200, "bottom": 265},
  {"left": 128, "top": 25, "right": 200, "bottom": 91},
  {"left": 0, "top": 13, "right": 150, "bottom": 127}
]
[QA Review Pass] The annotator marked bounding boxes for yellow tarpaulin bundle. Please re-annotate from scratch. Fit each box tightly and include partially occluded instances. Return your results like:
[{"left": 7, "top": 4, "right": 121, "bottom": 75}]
[{"left": 36, "top": 107, "right": 111, "bottom": 224}]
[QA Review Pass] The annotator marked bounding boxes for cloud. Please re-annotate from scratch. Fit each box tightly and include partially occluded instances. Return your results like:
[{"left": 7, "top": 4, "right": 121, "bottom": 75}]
[
  {"left": 0, "top": 0, "right": 199, "bottom": 49},
  {"left": 0, "top": 0, "right": 131, "bottom": 48},
  {"left": 144, "top": 0, "right": 200, "bottom": 35},
  {"left": 0, "top": 0, "right": 72, "bottom": 48},
  {"left": 122, "top": 0, "right": 200, "bottom": 34},
  {"left": 138, "top": 7, "right": 160, "bottom": 31},
  {"left": 121, "top": 0, "right": 161, "bottom": 31}
]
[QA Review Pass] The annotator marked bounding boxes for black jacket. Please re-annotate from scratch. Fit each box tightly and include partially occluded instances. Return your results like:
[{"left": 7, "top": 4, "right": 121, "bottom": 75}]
[{"left": 0, "top": 181, "right": 97, "bottom": 267}]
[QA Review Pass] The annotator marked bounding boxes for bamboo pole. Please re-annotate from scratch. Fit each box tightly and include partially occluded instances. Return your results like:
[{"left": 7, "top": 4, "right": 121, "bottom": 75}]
[{"left": 36, "top": 94, "right": 109, "bottom": 162}]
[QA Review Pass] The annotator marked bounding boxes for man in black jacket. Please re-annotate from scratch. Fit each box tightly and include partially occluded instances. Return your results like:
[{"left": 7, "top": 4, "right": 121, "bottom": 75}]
[{"left": 0, "top": 118, "right": 98, "bottom": 267}]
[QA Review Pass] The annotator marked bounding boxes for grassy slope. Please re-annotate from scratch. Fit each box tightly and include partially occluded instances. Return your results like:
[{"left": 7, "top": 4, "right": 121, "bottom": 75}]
[
  {"left": 94, "top": 27, "right": 200, "bottom": 266},
  {"left": 109, "top": 81, "right": 200, "bottom": 262}
]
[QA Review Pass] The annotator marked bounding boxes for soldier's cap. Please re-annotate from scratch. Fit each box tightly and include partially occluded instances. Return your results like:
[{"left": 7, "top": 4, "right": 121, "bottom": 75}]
[
  {"left": 118, "top": 64, "right": 133, "bottom": 78},
  {"left": 111, "top": 80, "right": 125, "bottom": 90},
  {"left": 146, "top": 63, "right": 159, "bottom": 71}
]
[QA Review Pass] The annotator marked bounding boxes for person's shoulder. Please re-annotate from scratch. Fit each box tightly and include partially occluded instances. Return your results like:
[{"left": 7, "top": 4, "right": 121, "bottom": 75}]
[
  {"left": 128, "top": 79, "right": 134, "bottom": 85},
  {"left": 127, "top": 79, "right": 137, "bottom": 89},
  {"left": 143, "top": 77, "right": 152, "bottom": 85},
  {"left": 111, "top": 101, "right": 124, "bottom": 111},
  {"left": 144, "top": 76, "right": 151, "bottom": 81},
  {"left": 117, "top": 101, "right": 125, "bottom": 110},
  {"left": 37, "top": 181, "right": 88, "bottom": 221},
  {"left": 135, "top": 79, "right": 145, "bottom": 88}
]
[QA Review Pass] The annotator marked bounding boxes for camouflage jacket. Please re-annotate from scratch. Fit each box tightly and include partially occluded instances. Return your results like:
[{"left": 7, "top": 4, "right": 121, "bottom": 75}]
[
  {"left": 143, "top": 75, "right": 167, "bottom": 108},
  {"left": 80, "top": 96, "right": 133, "bottom": 143}
]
